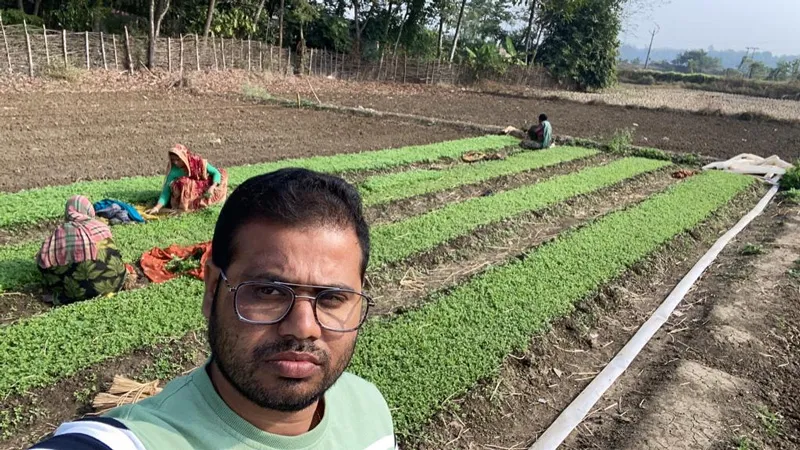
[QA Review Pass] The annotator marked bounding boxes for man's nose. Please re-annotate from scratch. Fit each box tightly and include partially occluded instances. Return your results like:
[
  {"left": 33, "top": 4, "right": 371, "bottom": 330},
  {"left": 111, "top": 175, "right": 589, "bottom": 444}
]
[{"left": 277, "top": 295, "right": 322, "bottom": 340}]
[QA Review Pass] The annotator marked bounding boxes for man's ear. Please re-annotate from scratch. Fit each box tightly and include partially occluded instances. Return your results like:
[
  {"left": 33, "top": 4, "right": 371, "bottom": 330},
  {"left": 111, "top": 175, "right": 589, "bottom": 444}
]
[{"left": 203, "top": 255, "right": 220, "bottom": 320}]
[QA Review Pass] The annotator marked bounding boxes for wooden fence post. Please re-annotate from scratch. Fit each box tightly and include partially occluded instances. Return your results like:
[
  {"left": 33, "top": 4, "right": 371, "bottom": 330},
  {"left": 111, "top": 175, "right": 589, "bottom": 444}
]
[
  {"left": 23, "top": 20, "right": 33, "bottom": 77},
  {"left": 179, "top": 35, "right": 184, "bottom": 77},
  {"left": 43, "top": 25, "right": 50, "bottom": 66},
  {"left": 212, "top": 33, "right": 218, "bottom": 70},
  {"left": 124, "top": 26, "right": 133, "bottom": 75},
  {"left": 309, "top": 48, "right": 314, "bottom": 76},
  {"left": 62, "top": 29, "right": 68, "bottom": 68},
  {"left": 269, "top": 46, "right": 273, "bottom": 72},
  {"left": 403, "top": 53, "right": 407, "bottom": 83},
  {"left": 233, "top": 38, "right": 237, "bottom": 68},
  {"left": 194, "top": 34, "right": 200, "bottom": 70},
  {"left": 286, "top": 50, "right": 291, "bottom": 76},
  {"left": 84, "top": 31, "right": 90, "bottom": 69},
  {"left": 100, "top": 32, "right": 107, "bottom": 70},
  {"left": 230, "top": 38, "right": 235, "bottom": 69},
  {"left": 112, "top": 35, "right": 118, "bottom": 70},
  {"left": 0, "top": 13, "right": 10, "bottom": 73},
  {"left": 167, "top": 37, "right": 172, "bottom": 72},
  {"left": 247, "top": 37, "right": 251, "bottom": 71},
  {"left": 221, "top": 37, "right": 226, "bottom": 70}
]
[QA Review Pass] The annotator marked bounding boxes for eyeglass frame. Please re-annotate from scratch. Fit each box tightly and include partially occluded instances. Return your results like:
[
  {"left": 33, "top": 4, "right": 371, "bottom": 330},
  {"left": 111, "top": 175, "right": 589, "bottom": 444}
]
[{"left": 217, "top": 270, "right": 375, "bottom": 332}]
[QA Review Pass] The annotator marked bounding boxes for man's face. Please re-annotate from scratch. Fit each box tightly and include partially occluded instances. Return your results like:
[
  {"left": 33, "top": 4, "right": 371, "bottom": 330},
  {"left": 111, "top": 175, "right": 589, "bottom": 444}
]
[{"left": 203, "top": 221, "right": 363, "bottom": 412}]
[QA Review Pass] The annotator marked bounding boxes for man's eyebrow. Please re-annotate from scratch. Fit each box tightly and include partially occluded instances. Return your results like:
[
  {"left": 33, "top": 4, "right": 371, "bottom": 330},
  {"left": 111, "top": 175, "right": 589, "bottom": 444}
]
[{"left": 241, "top": 271, "right": 356, "bottom": 291}]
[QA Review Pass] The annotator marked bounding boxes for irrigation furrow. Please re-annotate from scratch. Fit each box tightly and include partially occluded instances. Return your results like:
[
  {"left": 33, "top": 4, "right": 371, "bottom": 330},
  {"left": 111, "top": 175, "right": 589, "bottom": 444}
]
[{"left": 365, "top": 153, "right": 611, "bottom": 226}]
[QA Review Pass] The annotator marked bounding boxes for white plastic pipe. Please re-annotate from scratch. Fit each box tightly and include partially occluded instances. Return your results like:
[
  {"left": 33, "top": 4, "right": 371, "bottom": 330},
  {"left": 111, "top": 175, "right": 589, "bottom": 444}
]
[{"left": 530, "top": 183, "right": 780, "bottom": 450}]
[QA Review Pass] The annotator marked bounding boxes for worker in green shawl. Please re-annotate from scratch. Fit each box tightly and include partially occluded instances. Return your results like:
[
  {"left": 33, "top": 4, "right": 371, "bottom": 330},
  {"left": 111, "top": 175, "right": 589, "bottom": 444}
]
[{"left": 503, "top": 113, "right": 554, "bottom": 149}]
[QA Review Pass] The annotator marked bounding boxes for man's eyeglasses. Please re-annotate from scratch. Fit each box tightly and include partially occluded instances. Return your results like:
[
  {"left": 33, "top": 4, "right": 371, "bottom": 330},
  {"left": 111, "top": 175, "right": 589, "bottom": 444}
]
[{"left": 219, "top": 271, "right": 374, "bottom": 332}]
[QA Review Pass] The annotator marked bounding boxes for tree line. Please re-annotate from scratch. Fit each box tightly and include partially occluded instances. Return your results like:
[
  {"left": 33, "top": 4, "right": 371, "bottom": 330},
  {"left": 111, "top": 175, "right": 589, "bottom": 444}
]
[
  {"left": 1, "top": 0, "right": 650, "bottom": 90},
  {"left": 626, "top": 49, "right": 800, "bottom": 82}
]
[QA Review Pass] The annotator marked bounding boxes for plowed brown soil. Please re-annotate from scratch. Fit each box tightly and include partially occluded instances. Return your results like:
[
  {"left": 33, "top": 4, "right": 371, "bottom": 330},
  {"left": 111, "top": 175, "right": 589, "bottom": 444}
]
[
  {"left": 256, "top": 79, "right": 800, "bottom": 161},
  {"left": 0, "top": 90, "right": 466, "bottom": 192}
]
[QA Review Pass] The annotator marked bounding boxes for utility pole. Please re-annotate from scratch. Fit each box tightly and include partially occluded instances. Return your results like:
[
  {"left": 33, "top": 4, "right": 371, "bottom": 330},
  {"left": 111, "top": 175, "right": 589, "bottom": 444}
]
[
  {"left": 643, "top": 24, "right": 659, "bottom": 70},
  {"left": 742, "top": 47, "right": 760, "bottom": 76}
]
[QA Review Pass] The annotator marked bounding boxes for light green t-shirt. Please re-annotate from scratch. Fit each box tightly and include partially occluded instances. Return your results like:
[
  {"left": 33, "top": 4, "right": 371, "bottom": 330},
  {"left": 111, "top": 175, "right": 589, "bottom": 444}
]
[{"left": 104, "top": 366, "right": 396, "bottom": 450}]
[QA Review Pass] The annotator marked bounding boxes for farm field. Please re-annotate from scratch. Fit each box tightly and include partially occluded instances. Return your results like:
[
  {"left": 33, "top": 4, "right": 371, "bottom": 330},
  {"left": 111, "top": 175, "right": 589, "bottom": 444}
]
[
  {"left": 1, "top": 114, "right": 790, "bottom": 450},
  {"left": 0, "top": 84, "right": 798, "bottom": 450},
  {"left": 254, "top": 77, "right": 800, "bottom": 161},
  {"left": 0, "top": 90, "right": 467, "bottom": 192}
]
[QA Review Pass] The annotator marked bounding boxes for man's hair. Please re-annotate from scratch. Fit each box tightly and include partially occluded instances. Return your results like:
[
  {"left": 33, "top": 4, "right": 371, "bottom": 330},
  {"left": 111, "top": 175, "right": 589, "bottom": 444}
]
[
  {"left": 539, "top": 113, "right": 548, "bottom": 122},
  {"left": 211, "top": 168, "right": 371, "bottom": 278}
]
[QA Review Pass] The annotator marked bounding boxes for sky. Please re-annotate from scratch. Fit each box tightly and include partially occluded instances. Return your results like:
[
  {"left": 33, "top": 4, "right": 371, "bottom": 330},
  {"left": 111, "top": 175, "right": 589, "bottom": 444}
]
[{"left": 621, "top": 0, "right": 800, "bottom": 56}]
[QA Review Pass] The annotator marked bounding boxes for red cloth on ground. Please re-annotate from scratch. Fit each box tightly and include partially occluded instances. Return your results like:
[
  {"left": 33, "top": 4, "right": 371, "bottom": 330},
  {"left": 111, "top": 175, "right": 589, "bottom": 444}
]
[{"left": 140, "top": 242, "right": 211, "bottom": 283}]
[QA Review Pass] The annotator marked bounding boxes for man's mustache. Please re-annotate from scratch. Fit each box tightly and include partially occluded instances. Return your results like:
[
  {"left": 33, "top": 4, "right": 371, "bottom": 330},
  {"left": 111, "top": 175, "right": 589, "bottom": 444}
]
[{"left": 252, "top": 339, "right": 329, "bottom": 364}]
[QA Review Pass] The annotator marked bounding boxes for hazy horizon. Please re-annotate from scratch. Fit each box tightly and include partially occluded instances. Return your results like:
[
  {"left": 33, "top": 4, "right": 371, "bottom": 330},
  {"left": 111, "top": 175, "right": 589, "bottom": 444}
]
[{"left": 622, "top": 0, "right": 800, "bottom": 56}]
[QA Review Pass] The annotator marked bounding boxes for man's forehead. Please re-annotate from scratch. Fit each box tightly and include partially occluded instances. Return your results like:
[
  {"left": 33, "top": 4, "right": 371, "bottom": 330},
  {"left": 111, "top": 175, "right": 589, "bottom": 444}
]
[{"left": 227, "top": 221, "right": 361, "bottom": 275}]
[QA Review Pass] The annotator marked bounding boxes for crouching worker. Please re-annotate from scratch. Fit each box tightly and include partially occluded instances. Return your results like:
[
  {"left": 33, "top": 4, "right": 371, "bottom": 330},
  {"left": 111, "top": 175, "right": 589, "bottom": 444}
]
[
  {"left": 146, "top": 144, "right": 228, "bottom": 215},
  {"left": 31, "top": 169, "right": 397, "bottom": 450},
  {"left": 36, "top": 195, "right": 127, "bottom": 306},
  {"left": 503, "top": 113, "right": 554, "bottom": 149}
]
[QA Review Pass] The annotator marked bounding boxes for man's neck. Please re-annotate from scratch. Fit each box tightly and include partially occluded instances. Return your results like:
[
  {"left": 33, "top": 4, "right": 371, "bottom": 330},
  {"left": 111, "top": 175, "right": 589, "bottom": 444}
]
[{"left": 207, "top": 362, "right": 322, "bottom": 436}]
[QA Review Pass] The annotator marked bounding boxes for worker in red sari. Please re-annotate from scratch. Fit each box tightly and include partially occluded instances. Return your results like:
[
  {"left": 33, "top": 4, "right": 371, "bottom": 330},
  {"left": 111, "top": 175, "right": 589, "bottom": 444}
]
[{"left": 146, "top": 144, "right": 229, "bottom": 214}]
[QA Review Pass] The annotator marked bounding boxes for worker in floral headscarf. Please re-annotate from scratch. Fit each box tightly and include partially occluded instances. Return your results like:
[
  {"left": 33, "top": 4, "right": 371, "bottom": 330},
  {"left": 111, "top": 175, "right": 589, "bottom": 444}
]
[
  {"left": 37, "top": 195, "right": 127, "bottom": 305},
  {"left": 146, "top": 144, "right": 229, "bottom": 214}
]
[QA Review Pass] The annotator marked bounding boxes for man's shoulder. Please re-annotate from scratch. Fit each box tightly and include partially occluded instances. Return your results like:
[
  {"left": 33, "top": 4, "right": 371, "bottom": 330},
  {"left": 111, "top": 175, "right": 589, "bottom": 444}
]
[{"left": 332, "top": 372, "right": 386, "bottom": 404}]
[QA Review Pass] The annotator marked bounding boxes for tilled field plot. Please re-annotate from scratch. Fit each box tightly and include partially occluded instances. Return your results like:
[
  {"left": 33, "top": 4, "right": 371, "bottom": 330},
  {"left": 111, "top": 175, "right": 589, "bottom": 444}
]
[
  {"left": 0, "top": 91, "right": 466, "bottom": 192},
  {"left": 259, "top": 79, "right": 800, "bottom": 161}
]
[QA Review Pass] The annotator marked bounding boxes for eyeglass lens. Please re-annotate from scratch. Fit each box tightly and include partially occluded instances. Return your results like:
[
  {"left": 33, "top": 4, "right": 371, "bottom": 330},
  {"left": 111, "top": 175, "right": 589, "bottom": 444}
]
[{"left": 234, "top": 282, "right": 369, "bottom": 331}]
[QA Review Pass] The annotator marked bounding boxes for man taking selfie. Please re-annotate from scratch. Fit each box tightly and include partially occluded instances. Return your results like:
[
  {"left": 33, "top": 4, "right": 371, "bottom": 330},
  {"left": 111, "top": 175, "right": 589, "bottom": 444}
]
[{"left": 32, "top": 168, "right": 395, "bottom": 450}]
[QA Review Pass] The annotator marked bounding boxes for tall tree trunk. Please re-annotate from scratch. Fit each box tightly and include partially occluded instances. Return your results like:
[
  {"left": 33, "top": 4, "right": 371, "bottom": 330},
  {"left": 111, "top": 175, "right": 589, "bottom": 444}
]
[
  {"left": 436, "top": 13, "right": 445, "bottom": 60},
  {"left": 278, "top": 0, "right": 285, "bottom": 48},
  {"left": 253, "top": 0, "right": 267, "bottom": 29},
  {"left": 148, "top": 0, "right": 171, "bottom": 68},
  {"left": 529, "top": 22, "right": 544, "bottom": 63},
  {"left": 203, "top": 0, "right": 216, "bottom": 37},
  {"left": 33, "top": 0, "right": 42, "bottom": 16},
  {"left": 382, "top": 0, "right": 394, "bottom": 43},
  {"left": 155, "top": 0, "right": 170, "bottom": 37},
  {"left": 522, "top": 0, "right": 536, "bottom": 63},
  {"left": 352, "top": 0, "right": 361, "bottom": 55},
  {"left": 148, "top": 0, "right": 156, "bottom": 67},
  {"left": 448, "top": 0, "right": 466, "bottom": 63},
  {"left": 392, "top": 6, "right": 408, "bottom": 54},
  {"left": 17, "top": 0, "right": 24, "bottom": 12}
]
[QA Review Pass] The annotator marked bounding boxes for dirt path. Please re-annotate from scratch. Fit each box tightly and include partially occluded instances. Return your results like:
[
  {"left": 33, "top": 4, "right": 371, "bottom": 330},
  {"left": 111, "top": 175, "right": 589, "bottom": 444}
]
[
  {"left": 566, "top": 201, "right": 800, "bottom": 449},
  {"left": 257, "top": 79, "right": 800, "bottom": 162},
  {"left": 0, "top": 91, "right": 466, "bottom": 192}
]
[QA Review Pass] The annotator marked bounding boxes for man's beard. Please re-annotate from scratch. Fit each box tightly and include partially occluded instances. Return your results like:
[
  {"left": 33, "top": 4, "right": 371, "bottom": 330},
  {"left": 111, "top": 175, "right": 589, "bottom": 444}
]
[{"left": 208, "top": 299, "right": 355, "bottom": 412}]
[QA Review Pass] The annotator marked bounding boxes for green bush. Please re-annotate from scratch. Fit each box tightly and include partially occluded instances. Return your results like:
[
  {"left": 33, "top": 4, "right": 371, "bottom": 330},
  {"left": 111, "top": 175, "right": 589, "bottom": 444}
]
[
  {"left": 607, "top": 128, "right": 635, "bottom": 154},
  {"left": 780, "top": 163, "right": 800, "bottom": 190},
  {"left": 0, "top": 9, "right": 44, "bottom": 27},
  {"left": 782, "top": 189, "right": 800, "bottom": 204}
]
